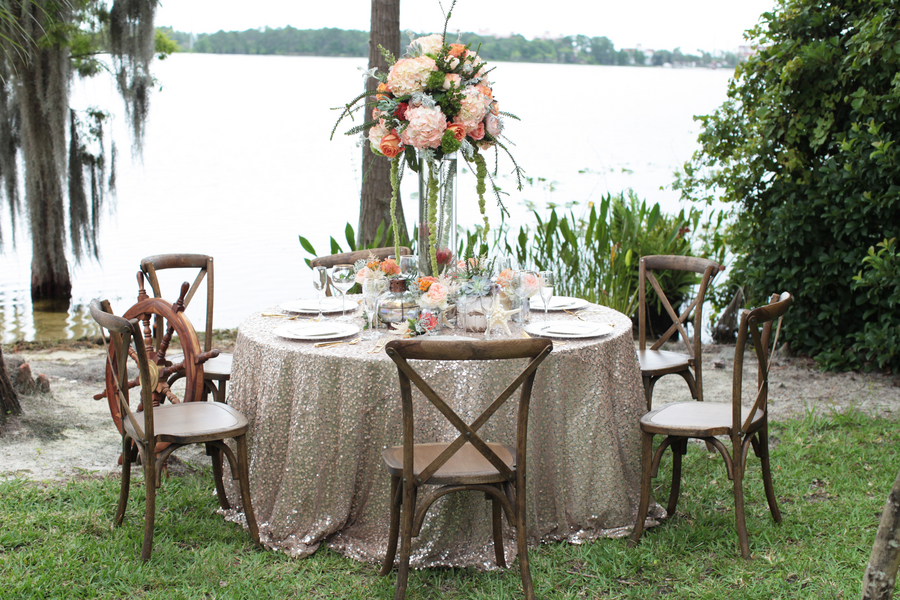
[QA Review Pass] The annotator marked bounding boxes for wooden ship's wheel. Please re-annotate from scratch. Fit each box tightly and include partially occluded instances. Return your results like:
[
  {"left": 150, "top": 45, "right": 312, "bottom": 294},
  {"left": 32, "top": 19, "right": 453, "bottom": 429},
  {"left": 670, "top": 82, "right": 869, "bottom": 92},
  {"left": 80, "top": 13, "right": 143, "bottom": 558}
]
[{"left": 95, "top": 274, "right": 220, "bottom": 437}]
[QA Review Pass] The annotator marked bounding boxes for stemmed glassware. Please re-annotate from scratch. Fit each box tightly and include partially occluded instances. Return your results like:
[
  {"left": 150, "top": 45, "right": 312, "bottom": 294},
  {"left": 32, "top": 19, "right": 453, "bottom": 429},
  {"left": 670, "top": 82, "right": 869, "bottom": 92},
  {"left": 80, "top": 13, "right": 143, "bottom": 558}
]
[
  {"left": 399, "top": 255, "right": 418, "bottom": 278},
  {"left": 513, "top": 269, "right": 537, "bottom": 323},
  {"left": 362, "top": 278, "right": 386, "bottom": 339},
  {"left": 538, "top": 270, "right": 554, "bottom": 317},
  {"left": 330, "top": 264, "right": 355, "bottom": 320},
  {"left": 312, "top": 265, "right": 328, "bottom": 321}
]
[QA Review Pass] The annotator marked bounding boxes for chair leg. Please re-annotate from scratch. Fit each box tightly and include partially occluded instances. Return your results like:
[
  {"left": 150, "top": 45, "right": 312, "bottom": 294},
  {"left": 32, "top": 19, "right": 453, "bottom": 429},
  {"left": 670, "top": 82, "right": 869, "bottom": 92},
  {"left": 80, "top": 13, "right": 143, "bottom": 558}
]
[
  {"left": 755, "top": 425, "right": 782, "bottom": 523},
  {"left": 514, "top": 478, "right": 535, "bottom": 600},
  {"left": 393, "top": 481, "right": 416, "bottom": 600},
  {"left": 235, "top": 435, "right": 260, "bottom": 546},
  {"left": 628, "top": 430, "right": 655, "bottom": 548},
  {"left": 642, "top": 375, "right": 655, "bottom": 411},
  {"left": 491, "top": 493, "right": 507, "bottom": 568},
  {"left": 732, "top": 457, "right": 751, "bottom": 559},
  {"left": 207, "top": 444, "right": 231, "bottom": 510},
  {"left": 115, "top": 435, "right": 132, "bottom": 527},
  {"left": 140, "top": 453, "right": 157, "bottom": 562},
  {"left": 667, "top": 438, "right": 687, "bottom": 517},
  {"left": 380, "top": 475, "right": 401, "bottom": 577}
]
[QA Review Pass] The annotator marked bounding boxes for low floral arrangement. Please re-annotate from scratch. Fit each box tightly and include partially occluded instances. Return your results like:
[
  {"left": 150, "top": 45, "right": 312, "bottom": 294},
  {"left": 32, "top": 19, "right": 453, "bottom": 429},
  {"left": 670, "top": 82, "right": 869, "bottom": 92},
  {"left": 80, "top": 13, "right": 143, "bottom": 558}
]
[
  {"left": 354, "top": 256, "right": 401, "bottom": 283},
  {"left": 332, "top": 1, "right": 524, "bottom": 274}
]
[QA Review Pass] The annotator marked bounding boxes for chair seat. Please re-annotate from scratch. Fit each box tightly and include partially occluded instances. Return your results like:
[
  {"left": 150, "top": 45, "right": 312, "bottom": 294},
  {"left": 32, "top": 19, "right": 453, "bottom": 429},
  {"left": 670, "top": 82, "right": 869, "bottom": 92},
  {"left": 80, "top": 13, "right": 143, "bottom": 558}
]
[
  {"left": 640, "top": 401, "right": 765, "bottom": 437},
  {"left": 638, "top": 349, "right": 693, "bottom": 376},
  {"left": 382, "top": 442, "right": 515, "bottom": 485},
  {"left": 168, "top": 352, "right": 232, "bottom": 380},
  {"left": 124, "top": 401, "right": 248, "bottom": 444}
]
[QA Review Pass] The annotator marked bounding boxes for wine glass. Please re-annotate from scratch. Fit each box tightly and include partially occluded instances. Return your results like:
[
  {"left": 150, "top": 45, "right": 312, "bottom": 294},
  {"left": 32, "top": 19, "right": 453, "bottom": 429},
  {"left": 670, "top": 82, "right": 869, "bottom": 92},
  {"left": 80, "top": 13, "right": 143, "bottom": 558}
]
[
  {"left": 513, "top": 270, "right": 537, "bottom": 323},
  {"left": 330, "top": 264, "right": 355, "bottom": 319},
  {"left": 538, "top": 270, "right": 554, "bottom": 317},
  {"left": 399, "top": 254, "right": 418, "bottom": 278},
  {"left": 362, "top": 278, "right": 386, "bottom": 339},
  {"left": 312, "top": 265, "right": 328, "bottom": 320}
]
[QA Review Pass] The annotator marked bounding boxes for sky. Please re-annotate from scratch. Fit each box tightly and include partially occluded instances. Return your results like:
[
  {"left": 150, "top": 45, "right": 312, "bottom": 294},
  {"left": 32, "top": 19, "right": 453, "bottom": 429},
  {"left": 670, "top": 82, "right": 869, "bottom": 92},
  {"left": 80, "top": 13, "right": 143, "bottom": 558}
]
[{"left": 156, "top": 0, "right": 778, "bottom": 54}]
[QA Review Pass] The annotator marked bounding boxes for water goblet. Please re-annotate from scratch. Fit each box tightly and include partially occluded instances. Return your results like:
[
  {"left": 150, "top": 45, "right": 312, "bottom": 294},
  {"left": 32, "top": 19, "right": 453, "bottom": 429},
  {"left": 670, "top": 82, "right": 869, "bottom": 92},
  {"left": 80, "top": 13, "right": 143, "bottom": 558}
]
[
  {"left": 538, "top": 270, "right": 554, "bottom": 317},
  {"left": 330, "top": 264, "right": 355, "bottom": 320},
  {"left": 399, "top": 254, "right": 418, "bottom": 278},
  {"left": 312, "top": 265, "right": 328, "bottom": 320},
  {"left": 513, "top": 270, "right": 537, "bottom": 323},
  {"left": 362, "top": 278, "right": 386, "bottom": 339}
]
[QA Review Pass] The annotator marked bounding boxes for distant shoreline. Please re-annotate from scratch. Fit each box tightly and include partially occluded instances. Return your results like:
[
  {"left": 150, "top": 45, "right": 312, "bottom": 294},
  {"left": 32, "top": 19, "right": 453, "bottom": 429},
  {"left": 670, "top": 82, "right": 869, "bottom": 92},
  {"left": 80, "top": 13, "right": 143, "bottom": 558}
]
[{"left": 157, "top": 26, "right": 746, "bottom": 69}]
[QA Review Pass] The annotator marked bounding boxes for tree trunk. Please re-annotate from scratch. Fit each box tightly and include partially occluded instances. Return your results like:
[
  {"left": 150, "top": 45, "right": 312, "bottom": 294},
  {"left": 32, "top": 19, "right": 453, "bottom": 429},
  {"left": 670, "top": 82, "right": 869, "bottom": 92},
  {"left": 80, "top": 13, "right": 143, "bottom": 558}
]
[
  {"left": 862, "top": 468, "right": 900, "bottom": 599},
  {"left": 0, "top": 346, "right": 23, "bottom": 432},
  {"left": 13, "top": 5, "right": 72, "bottom": 303},
  {"left": 358, "top": 0, "right": 407, "bottom": 248}
]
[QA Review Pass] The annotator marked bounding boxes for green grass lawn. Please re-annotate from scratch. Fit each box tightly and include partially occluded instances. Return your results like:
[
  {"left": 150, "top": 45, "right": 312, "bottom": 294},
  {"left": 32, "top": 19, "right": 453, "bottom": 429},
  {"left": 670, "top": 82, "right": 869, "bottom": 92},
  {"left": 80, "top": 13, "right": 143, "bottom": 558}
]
[{"left": 1, "top": 409, "right": 895, "bottom": 599}]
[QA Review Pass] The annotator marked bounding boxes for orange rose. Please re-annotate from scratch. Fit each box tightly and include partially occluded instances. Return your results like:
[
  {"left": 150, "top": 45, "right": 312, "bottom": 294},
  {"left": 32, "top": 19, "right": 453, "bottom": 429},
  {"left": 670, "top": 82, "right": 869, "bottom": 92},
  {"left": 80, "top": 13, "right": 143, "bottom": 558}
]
[
  {"left": 376, "top": 81, "right": 390, "bottom": 101},
  {"left": 418, "top": 276, "right": 438, "bottom": 292},
  {"left": 448, "top": 43, "right": 466, "bottom": 58},
  {"left": 446, "top": 123, "right": 466, "bottom": 142},
  {"left": 380, "top": 130, "right": 403, "bottom": 158}
]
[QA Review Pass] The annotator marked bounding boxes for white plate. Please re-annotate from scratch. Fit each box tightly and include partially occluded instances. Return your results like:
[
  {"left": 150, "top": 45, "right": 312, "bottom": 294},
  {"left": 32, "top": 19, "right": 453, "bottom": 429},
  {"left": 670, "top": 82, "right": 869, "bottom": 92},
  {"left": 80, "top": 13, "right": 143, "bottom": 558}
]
[
  {"left": 524, "top": 320, "right": 614, "bottom": 339},
  {"left": 528, "top": 296, "right": 589, "bottom": 311},
  {"left": 279, "top": 298, "right": 346, "bottom": 314},
  {"left": 273, "top": 321, "right": 360, "bottom": 341}
]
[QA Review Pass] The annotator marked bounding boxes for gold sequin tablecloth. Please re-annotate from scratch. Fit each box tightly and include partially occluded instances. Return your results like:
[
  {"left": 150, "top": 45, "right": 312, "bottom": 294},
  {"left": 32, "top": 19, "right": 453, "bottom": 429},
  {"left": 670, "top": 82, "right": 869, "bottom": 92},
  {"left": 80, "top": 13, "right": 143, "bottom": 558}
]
[{"left": 224, "top": 303, "right": 645, "bottom": 568}]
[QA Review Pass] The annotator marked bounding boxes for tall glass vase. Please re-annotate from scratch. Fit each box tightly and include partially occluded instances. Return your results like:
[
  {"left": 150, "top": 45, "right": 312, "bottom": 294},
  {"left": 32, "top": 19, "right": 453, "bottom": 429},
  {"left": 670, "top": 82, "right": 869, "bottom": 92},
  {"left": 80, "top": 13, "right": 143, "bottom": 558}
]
[{"left": 417, "top": 151, "right": 457, "bottom": 277}]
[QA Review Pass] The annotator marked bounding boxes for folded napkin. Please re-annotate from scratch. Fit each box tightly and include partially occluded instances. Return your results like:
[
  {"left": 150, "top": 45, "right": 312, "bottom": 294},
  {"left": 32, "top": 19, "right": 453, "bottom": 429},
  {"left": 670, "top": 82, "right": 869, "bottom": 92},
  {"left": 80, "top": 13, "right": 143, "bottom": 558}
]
[
  {"left": 294, "top": 323, "right": 342, "bottom": 336},
  {"left": 542, "top": 322, "right": 597, "bottom": 335}
]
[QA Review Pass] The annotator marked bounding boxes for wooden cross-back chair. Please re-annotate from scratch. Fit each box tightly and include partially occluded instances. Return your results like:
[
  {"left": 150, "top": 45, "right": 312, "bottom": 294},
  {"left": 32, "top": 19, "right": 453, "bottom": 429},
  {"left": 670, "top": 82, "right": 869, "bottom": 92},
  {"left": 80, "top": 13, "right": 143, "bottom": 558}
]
[
  {"left": 140, "top": 254, "right": 232, "bottom": 404},
  {"left": 638, "top": 255, "right": 723, "bottom": 411},
  {"left": 629, "top": 292, "right": 792, "bottom": 558},
  {"left": 310, "top": 246, "right": 411, "bottom": 296},
  {"left": 381, "top": 338, "right": 553, "bottom": 600},
  {"left": 90, "top": 298, "right": 259, "bottom": 561}
]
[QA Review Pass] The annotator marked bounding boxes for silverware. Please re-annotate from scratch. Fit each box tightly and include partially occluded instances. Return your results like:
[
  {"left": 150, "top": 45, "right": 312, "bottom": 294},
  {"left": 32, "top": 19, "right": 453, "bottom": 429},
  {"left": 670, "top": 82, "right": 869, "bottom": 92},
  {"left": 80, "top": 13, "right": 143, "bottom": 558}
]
[
  {"left": 315, "top": 337, "right": 360, "bottom": 348},
  {"left": 563, "top": 309, "right": 585, "bottom": 321},
  {"left": 262, "top": 312, "right": 298, "bottom": 320}
]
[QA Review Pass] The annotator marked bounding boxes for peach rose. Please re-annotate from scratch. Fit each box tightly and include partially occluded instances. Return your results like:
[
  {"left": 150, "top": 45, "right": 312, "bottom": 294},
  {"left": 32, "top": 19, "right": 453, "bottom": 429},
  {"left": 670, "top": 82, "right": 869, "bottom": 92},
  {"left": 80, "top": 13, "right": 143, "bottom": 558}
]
[
  {"left": 419, "top": 282, "right": 449, "bottom": 309},
  {"left": 442, "top": 73, "right": 462, "bottom": 91},
  {"left": 376, "top": 81, "right": 390, "bottom": 100},
  {"left": 448, "top": 43, "right": 466, "bottom": 57},
  {"left": 446, "top": 123, "right": 466, "bottom": 142},
  {"left": 485, "top": 114, "right": 502, "bottom": 137},
  {"left": 469, "top": 121, "right": 485, "bottom": 140},
  {"left": 380, "top": 258, "right": 401, "bottom": 276},
  {"left": 380, "top": 131, "right": 403, "bottom": 158},
  {"left": 496, "top": 268, "right": 515, "bottom": 287}
]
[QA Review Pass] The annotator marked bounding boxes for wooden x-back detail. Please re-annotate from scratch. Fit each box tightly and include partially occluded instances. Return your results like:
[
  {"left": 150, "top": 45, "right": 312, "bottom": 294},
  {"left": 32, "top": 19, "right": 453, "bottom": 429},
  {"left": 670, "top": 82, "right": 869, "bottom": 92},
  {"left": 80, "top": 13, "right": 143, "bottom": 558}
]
[
  {"left": 645, "top": 269, "right": 701, "bottom": 356},
  {"left": 381, "top": 338, "right": 553, "bottom": 600},
  {"left": 389, "top": 347, "right": 547, "bottom": 484}
]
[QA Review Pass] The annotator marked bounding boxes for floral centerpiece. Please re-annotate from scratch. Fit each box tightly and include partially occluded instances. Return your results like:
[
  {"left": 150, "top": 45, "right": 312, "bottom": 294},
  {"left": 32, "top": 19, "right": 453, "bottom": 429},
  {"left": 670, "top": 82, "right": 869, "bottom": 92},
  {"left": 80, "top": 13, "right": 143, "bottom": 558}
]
[
  {"left": 391, "top": 274, "right": 458, "bottom": 336},
  {"left": 332, "top": 3, "right": 524, "bottom": 276}
]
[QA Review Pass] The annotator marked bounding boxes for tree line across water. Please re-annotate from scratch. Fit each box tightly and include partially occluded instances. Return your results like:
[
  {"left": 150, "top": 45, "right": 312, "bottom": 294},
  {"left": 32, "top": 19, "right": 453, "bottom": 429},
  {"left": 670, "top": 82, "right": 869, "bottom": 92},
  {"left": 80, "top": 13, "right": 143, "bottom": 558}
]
[{"left": 158, "top": 26, "right": 742, "bottom": 68}]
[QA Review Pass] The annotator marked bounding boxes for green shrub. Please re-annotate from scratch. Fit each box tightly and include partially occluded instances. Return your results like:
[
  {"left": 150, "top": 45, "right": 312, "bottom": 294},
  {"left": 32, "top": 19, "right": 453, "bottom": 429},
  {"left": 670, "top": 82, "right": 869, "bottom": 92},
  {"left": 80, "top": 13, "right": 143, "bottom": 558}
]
[{"left": 675, "top": 0, "right": 900, "bottom": 370}]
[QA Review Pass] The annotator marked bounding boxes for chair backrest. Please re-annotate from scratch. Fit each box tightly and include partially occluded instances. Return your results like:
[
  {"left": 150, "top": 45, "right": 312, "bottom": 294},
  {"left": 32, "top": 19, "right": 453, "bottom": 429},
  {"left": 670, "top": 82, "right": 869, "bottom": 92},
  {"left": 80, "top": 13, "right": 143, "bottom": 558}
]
[
  {"left": 384, "top": 338, "right": 552, "bottom": 485},
  {"left": 140, "top": 254, "right": 215, "bottom": 352},
  {"left": 731, "top": 292, "right": 792, "bottom": 434},
  {"left": 310, "top": 246, "right": 411, "bottom": 296},
  {"left": 638, "top": 255, "right": 722, "bottom": 355},
  {"left": 90, "top": 298, "right": 156, "bottom": 443}
]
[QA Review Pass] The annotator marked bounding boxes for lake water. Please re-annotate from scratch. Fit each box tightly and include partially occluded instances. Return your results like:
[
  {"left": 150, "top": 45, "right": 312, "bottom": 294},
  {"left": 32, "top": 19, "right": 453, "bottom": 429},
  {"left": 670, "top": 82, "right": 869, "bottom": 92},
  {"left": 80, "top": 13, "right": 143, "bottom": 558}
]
[{"left": 0, "top": 54, "right": 734, "bottom": 341}]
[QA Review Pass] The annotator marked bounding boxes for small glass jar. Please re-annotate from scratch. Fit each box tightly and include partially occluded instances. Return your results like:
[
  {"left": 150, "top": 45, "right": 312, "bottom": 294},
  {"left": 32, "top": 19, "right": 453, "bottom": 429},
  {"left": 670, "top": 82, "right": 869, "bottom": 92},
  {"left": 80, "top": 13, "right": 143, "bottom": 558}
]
[{"left": 377, "top": 278, "right": 420, "bottom": 325}]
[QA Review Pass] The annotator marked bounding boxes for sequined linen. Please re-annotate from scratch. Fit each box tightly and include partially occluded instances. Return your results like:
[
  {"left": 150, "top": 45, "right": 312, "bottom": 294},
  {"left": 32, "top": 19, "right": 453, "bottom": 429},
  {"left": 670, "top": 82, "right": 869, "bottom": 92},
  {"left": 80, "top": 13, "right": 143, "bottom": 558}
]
[{"left": 222, "top": 302, "right": 647, "bottom": 568}]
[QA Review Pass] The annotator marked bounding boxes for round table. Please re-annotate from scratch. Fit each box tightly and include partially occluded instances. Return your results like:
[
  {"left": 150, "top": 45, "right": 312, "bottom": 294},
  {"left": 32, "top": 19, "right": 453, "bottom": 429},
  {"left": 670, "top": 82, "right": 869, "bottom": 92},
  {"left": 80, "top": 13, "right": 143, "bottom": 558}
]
[{"left": 223, "top": 300, "right": 646, "bottom": 569}]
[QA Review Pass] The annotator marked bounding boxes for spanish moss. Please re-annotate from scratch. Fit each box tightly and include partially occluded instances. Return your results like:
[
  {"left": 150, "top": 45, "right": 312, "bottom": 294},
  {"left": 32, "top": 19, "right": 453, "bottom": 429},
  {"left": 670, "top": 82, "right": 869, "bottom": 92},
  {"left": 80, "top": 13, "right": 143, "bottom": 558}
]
[{"left": 0, "top": 0, "right": 159, "bottom": 301}]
